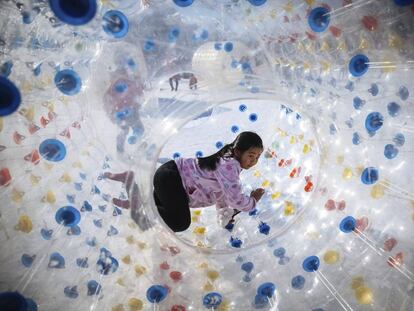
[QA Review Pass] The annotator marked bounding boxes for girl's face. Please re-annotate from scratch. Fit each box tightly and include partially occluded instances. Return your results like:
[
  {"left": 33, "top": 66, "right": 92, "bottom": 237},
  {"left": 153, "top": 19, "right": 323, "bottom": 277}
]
[{"left": 235, "top": 147, "right": 263, "bottom": 169}]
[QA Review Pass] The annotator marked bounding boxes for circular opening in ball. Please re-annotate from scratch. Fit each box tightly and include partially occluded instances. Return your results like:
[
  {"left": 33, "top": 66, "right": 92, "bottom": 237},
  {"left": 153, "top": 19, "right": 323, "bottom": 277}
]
[
  {"left": 0, "top": 77, "right": 21, "bottom": 117},
  {"left": 154, "top": 98, "right": 321, "bottom": 253},
  {"left": 308, "top": 7, "right": 331, "bottom": 32},
  {"left": 103, "top": 10, "right": 129, "bottom": 38},
  {"left": 49, "top": 0, "right": 97, "bottom": 25},
  {"left": 54, "top": 69, "right": 82, "bottom": 95},
  {"left": 173, "top": 0, "right": 194, "bottom": 8},
  {"left": 55, "top": 206, "right": 81, "bottom": 227},
  {"left": 349, "top": 54, "right": 369, "bottom": 77},
  {"left": 0, "top": 292, "right": 28, "bottom": 311}
]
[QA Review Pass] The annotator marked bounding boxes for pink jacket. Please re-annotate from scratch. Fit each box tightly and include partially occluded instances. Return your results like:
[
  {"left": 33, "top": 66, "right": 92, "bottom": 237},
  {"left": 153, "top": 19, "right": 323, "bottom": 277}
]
[{"left": 175, "top": 157, "right": 256, "bottom": 212}]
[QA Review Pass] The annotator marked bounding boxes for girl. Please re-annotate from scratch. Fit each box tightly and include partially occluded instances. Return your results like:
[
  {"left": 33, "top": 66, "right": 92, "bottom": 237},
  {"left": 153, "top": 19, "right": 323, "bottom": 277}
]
[{"left": 153, "top": 131, "right": 265, "bottom": 232}]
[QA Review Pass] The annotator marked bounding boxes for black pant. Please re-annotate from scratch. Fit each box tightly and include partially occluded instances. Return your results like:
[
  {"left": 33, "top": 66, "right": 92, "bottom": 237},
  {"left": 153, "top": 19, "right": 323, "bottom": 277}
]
[{"left": 153, "top": 160, "right": 191, "bottom": 232}]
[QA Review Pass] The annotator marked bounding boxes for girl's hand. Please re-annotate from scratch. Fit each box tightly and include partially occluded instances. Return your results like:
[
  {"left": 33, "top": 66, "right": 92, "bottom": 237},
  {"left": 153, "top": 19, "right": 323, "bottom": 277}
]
[{"left": 250, "top": 188, "right": 265, "bottom": 202}]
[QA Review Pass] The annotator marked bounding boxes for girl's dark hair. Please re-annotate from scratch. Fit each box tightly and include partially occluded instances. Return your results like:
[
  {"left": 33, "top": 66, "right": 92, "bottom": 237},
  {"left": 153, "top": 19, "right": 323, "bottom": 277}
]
[{"left": 198, "top": 131, "right": 263, "bottom": 171}]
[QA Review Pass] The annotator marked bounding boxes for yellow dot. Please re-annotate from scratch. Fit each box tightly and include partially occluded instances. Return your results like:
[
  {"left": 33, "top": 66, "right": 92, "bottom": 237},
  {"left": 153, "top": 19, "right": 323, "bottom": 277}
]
[
  {"left": 30, "top": 175, "right": 41, "bottom": 185},
  {"left": 271, "top": 192, "right": 281, "bottom": 200},
  {"left": 336, "top": 155, "right": 344, "bottom": 164},
  {"left": 290, "top": 136, "right": 296, "bottom": 144},
  {"left": 15, "top": 215, "right": 33, "bottom": 233},
  {"left": 371, "top": 184, "right": 385, "bottom": 199},
  {"left": 59, "top": 173, "right": 72, "bottom": 183},
  {"left": 203, "top": 281, "right": 214, "bottom": 291},
  {"left": 207, "top": 270, "right": 220, "bottom": 281},
  {"left": 134, "top": 265, "right": 146, "bottom": 276},
  {"left": 193, "top": 227, "right": 206, "bottom": 235},
  {"left": 126, "top": 236, "right": 135, "bottom": 244},
  {"left": 128, "top": 298, "right": 143, "bottom": 311},
  {"left": 359, "top": 37, "right": 368, "bottom": 50},
  {"left": 253, "top": 170, "right": 261, "bottom": 177},
  {"left": 303, "top": 144, "right": 310, "bottom": 154},
  {"left": 323, "top": 250, "right": 340, "bottom": 264},
  {"left": 351, "top": 276, "right": 365, "bottom": 290},
  {"left": 191, "top": 216, "right": 199, "bottom": 222},
  {"left": 304, "top": 0, "right": 315, "bottom": 5},
  {"left": 116, "top": 278, "right": 125, "bottom": 286},
  {"left": 122, "top": 255, "right": 131, "bottom": 264},
  {"left": 197, "top": 241, "right": 206, "bottom": 248},
  {"left": 284, "top": 201, "right": 295, "bottom": 216},
  {"left": 198, "top": 262, "right": 208, "bottom": 269},
  {"left": 11, "top": 189, "right": 24, "bottom": 203},
  {"left": 261, "top": 179, "right": 270, "bottom": 187},
  {"left": 45, "top": 191, "right": 56, "bottom": 204},
  {"left": 137, "top": 242, "right": 147, "bottom": 250},
  {"left": 355, "top": 286, "right": 373, "bottom": 305},
  {"left": 112, "top": 304, "right": 125, "bottom": 311},
  {"left": 303, "top": 62, "right": 310, "bottom": 71},
  {"left": 193, "top": 210, "right": 202, "bottom": 216},
  {"left": 342, "top": 167, "right": 353, "bottom": 180}
]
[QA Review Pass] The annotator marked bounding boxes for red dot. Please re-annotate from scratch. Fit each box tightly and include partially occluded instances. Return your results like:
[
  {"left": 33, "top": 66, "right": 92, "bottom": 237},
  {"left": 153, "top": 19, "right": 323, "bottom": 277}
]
[
  {"left": 171, "top": 305, "right": 186, "bottom": 311},
  {"left": 362, "top": 16, "right": 378, "bottom": 31},
  {"left": 324, "top": 199, "right": 336, "bottom": 211},
  {"left": 169, "top": 271, "right": 183, "bottom": 282},
  {"left": 160, "top": 261, "right": 170, "bottom": 270}
]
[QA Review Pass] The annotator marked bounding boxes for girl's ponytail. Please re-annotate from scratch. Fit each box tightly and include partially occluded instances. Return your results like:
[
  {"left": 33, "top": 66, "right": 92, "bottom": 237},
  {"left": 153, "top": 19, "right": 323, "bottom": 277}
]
[
  {"left": 198, "top": 131, "right": 263, "bottom": 171},
  {"left": 198, "top": 143, "right": 234, "bottom": 171}
]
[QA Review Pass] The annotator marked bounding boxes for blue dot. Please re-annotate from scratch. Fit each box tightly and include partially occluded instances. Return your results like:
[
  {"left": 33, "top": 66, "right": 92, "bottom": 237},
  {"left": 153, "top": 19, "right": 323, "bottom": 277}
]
[
  {"left": 0, "top": 60, "right": 13, "bottom": 77},
  {"left": 39, "top": 139, "right": 67, "bottom": 162},
  {"left": 64, "top": 286, "right": 79, "bottom": 299},
  {"left": 273, "top": 247, "right": 286, "bottom": 258},
  {"left": 384, "top": 144, "right": 399, "bottom": 159},
  {"left": 195, "top": 151, "right": 203, "bottom": 158},
  {"left": 128, "top": 136, "right": 138, "bottom": 145},
  {"left": 203, "top": 292, "right": 222, "bottom": 309},
  {"left": 241, "top": 262, "right": 254, "bottom": 273},
  {"left": 49, "top": 0, "right": 97, "bottom": 26},
  {"left": 55, "top": 206, "right": 81, "bottom": 227},
  {"left": 397, "top": 86, "right": 409, "bottom": 100},
  {"left": 352, "top": 132, "right": 361, "bottom": 145},
  {"left": 339, "top": 216, "right": 356, "bottom": 233},
  {"left": 168, "top": 27, "right": 180, "bottom": 42},
  {"left": 0, "top": 76, "right": 21, "bottom": 116},
  {"left": 291, "top": 275, "right": 306, "bottom": 290},
  {"left": 349, "top": 54, "right": 369, "bottom": 77},
  {"left": 224, "top": 42, "right": 233, "bottom": 52},
  {"left": 368, "top": 83, "right": 379, "bottom": 96},
  {"left": 41, "top": 228, "right": 53, "bottom": 240},
  {"left": 54, "top": 69, "right": 82, "bottom": 95},
  {"left": 361, "top": 167, "right": 379, "bottom": 185},
  {"left": 393, "top": 133, "right": 405, "bottom": 147},
  {"left": 257, "top": 282, "right": 276, "bottom": 298},
  {"left": 230, "top": 237, "right": 243, "bottom": 248},
  {"left": 302, "top": 256, "right": 320, "bottom": 272},
  {"left": 231, "top": 125, "right": 239, "bottom": 133},
  {"left": 173, "top": 152, "right": 181, "bottom": 159},
  {"left": 249, "top": 113, "right": 258, "bottom": 122},
  {"left": 200, "top": 29, "right": 209, "bottom": 40},
  {"left": 308, "top": 7, "right": 330, "bottom": 32},
  {"left": 144, "top": 40, "right": 156, "bottom": 52},
  {"left": 239, "top": 104, "right": 247, "bottom": 112},
  {"left": 216, "top": 141, "right": 223, "bottom": 149},
  {"left": 102, "top": 10, "right": 129, "bottom": 38},
  {"left": 114, "top": 82, "right": 128, "bottom": 93},
  {"left": 365, "top": 112, "right": 383, "bottom": 134},
  {"left": 258, "top": 222, "right": 270, "bottom": 235},
  {"left": 243, "top": 274, "right": 252, "bottom": 282},
  {"left": 250, "top": 86, "right": 260, "bottom": 93},
  {"left": 21, "top": 254, "right": 36, "bottom": 268},
  {"left": 248, "top": 0, "right": 268, "bottom": 6},
  {"left": 387, "top": 102, "right": 401, "bottom": 117},
  {"left": 173, "top": 0, "right": 194, "bottom": 7},
  {"left": 87, "top": 280, "right": 102, "bottom": 296},
  {"left": 231, "top": 59, "right": 239, "bottom": 68},
  {"left": 353, "top": 96, "right": 365, "bottom": 110},
  {"left": 214, "top": 42, "right": 222, "bottom": 50}
]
